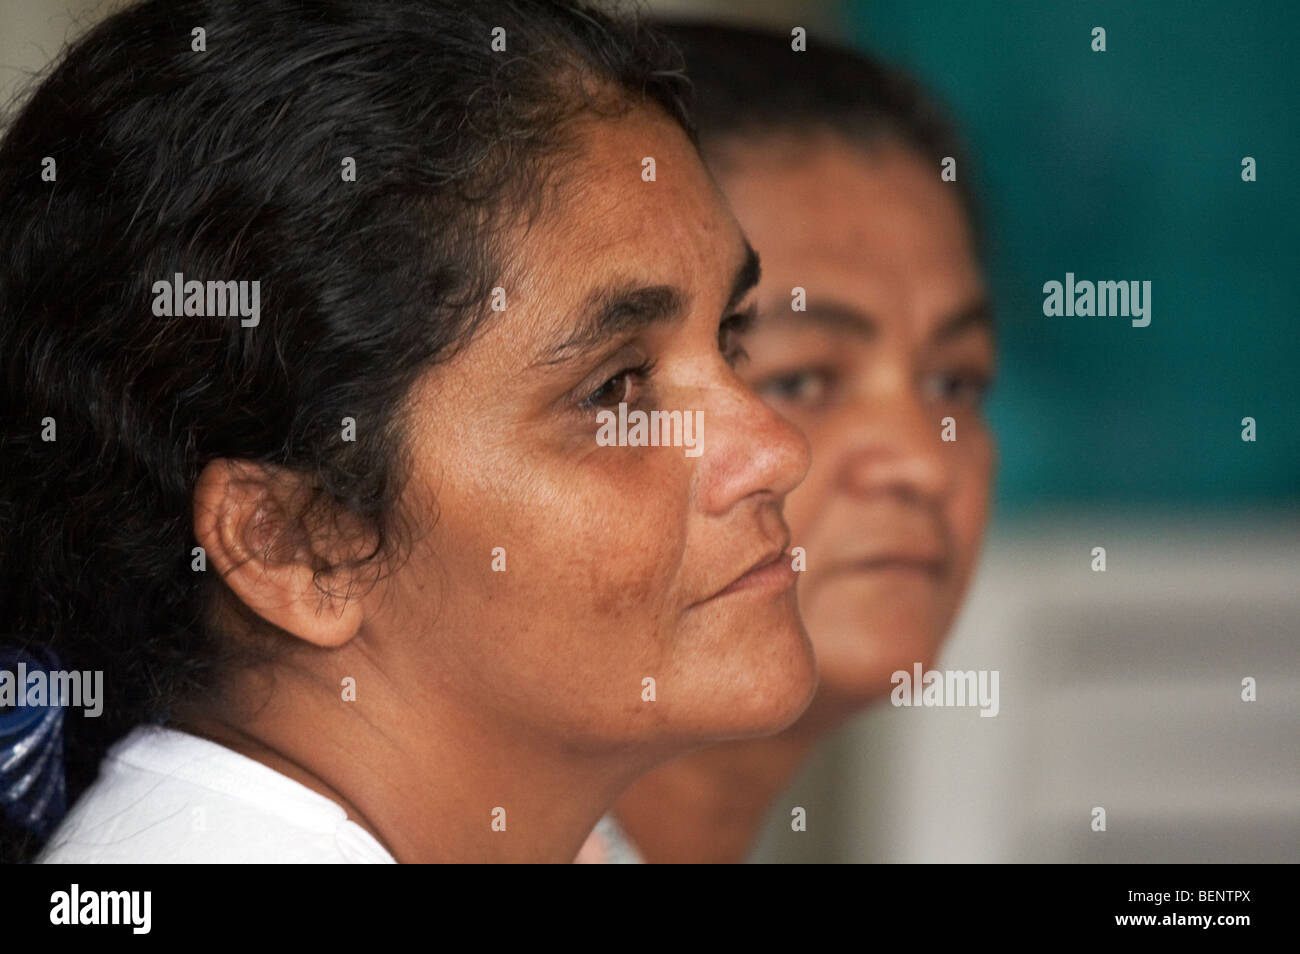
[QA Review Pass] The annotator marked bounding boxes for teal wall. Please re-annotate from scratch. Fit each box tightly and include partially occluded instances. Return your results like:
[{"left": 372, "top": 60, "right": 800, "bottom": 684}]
[{"left": 839, "top": 0, "right": 1299, "bottom": 513}]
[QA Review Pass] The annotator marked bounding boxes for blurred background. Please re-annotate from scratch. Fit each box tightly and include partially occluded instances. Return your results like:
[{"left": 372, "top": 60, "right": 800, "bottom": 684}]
[{"left": 4, "top": 0, "right": 1297, "bottom": 861}]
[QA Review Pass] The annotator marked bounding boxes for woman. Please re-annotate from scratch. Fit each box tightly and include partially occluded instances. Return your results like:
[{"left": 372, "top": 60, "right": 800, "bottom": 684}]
[
  {"left": 0, "top": 0, "right": 816, "bottom": 863},
  {"left": 606, "top": 22, "right": 998, "bottom": 862}
]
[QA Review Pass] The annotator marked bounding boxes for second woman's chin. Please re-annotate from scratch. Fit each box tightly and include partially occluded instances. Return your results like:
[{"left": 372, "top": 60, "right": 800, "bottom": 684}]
[{"left": 800, "top": 592, "right": 954, "bottom": 710}]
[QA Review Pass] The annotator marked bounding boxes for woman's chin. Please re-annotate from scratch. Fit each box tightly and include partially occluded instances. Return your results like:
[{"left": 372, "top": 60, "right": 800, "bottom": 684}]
[
  {"left": 688, "top": 611, "right": 818, "bottom": 740},
  {"left": 809, "top": 622, "right": 950, "bottom": 712}
]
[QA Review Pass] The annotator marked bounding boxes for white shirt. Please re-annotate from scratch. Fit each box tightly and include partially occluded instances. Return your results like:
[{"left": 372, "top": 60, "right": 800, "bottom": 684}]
[
  {"left": 575, "top": 814, "right": 646, "bottom": 864},
  {"left": 38, "top": 725, "right": 395, "bottom": 863}
]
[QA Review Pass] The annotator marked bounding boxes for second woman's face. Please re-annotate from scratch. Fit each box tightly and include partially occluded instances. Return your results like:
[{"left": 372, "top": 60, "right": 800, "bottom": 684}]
[
  {"left": 371, "top": 108, "right": 817, "bottom": 753},
  {"left": 714, "top": 134, "right": 996, "bottom": 714}
]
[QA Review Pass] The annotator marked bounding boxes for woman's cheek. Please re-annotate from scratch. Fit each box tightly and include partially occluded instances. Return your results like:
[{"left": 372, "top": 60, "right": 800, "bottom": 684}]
[
  {"left": 949, "top": 429, "right": 994, "bottom": 582},
  {"left": 558, "top": 453, "right": 689, "bottom": 596}
]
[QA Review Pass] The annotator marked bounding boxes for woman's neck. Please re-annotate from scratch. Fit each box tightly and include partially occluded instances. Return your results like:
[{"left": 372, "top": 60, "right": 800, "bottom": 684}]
[
  {"left": 177, "top": 662, "right": 651, "bottom": 863},
  {"left": 613, "top": 708, "right": 842, "bottom": 864}
]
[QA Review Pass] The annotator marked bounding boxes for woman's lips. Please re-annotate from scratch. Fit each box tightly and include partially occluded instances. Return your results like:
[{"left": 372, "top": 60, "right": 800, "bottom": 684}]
[
  {"left": 825, "top": 552, "right": 949, "bottom": 580},
  {"left": 708, "top": 548, "right": 796, "bottom": 601}
]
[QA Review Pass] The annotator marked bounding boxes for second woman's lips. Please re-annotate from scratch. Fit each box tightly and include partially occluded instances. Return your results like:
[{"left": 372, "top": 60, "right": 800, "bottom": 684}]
[{"left": 829, "top": 550, "right": 949, "bottom": 578}]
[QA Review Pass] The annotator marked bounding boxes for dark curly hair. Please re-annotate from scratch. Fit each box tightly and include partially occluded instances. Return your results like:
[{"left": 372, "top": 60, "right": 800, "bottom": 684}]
[{"left": 0, "top": 0, "right": 690, "bottom": 861}]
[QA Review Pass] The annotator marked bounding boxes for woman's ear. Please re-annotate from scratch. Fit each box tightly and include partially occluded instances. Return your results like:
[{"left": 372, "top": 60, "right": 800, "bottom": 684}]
[{"left": 192, "top": 459, "right": 365, "bottom": 648}]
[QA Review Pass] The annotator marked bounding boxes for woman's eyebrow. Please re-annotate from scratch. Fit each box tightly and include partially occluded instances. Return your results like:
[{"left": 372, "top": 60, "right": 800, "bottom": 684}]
[
  {"left": 785, "top": 300, "right": 878, "bottom": 338},
  {"left": 725, "top": 241, "right": 762, "bottom": 314},
  {"left": 533, "top": 242, "right": 761, "bottom": 368},
  {"left": 536, "top": 283, "right": 688, "bottom": 368},
  {"left": 767, "top": 296, "right": 993, "bottom": 345},
  {"left": 930, "top": 299, "right": 994, "bottom": 345}
]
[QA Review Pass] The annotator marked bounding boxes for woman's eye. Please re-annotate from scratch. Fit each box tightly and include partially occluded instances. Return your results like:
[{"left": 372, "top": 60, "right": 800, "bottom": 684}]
[
  {"left": 584, "top": 371, "right": 633, "bottom": 409},
  {"left": 756, "top": 368, "right": 834, "bottom": 407},
  {"left": 581, "top": 360, "right": 655, "bottom": 410},
  {"left": 922, "top": 370, "right": 991, "bottom": 407},
  {"left": 719, "top": 307, "right": 757, "bottom": 368}
]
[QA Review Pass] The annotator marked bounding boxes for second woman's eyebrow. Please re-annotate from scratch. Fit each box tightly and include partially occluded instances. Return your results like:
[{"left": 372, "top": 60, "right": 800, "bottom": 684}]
[{"left": 772, "top": 297, "right": 993, "bottom": 346}]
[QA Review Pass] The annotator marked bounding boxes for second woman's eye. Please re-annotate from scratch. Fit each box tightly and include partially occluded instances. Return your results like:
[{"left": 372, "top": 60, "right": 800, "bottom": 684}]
[
  {"left": 755, "top": 367, "right": 836, "bottom": 408},
  {"left": 921, "top": 368, "right": 992, "bottom": 408}
]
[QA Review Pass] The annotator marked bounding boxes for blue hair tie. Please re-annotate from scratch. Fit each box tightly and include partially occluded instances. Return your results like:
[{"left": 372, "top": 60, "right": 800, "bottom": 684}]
[{"left": 0, "top": 647, "right": 68, "bottom": 838}]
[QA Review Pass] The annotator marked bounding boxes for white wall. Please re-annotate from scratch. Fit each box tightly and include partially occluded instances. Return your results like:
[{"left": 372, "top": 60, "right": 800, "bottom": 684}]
[{"left": 752, "top": 511, "right": 1300, "bottom": 862}]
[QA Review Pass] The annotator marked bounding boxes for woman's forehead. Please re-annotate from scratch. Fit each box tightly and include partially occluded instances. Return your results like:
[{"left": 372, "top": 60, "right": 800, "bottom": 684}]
[{"left": 498, "top": 113, "right": 747, "bottom": 332}]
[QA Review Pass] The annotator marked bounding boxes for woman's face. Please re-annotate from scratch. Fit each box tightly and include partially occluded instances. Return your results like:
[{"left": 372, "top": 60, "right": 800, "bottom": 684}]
[
  {"left": 369, "top": 108, "right": 817, "bottom": 752},
  {"left": 712, "top": 133, "right": 995, "bottom": 714}
]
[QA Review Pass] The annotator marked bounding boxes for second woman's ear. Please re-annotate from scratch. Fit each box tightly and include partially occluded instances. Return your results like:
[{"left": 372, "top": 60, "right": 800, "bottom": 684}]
[{"left": 192, "top": 458, "right": 366, "bottom": 648}]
